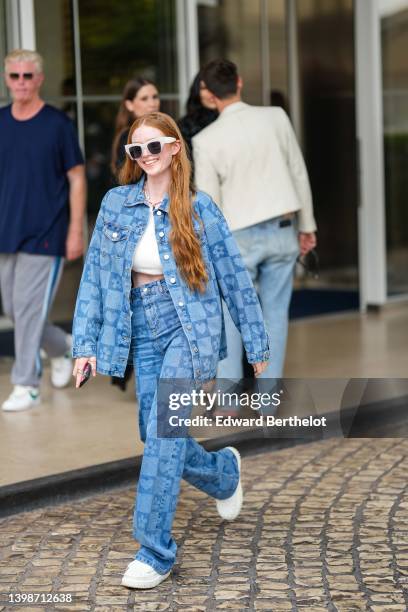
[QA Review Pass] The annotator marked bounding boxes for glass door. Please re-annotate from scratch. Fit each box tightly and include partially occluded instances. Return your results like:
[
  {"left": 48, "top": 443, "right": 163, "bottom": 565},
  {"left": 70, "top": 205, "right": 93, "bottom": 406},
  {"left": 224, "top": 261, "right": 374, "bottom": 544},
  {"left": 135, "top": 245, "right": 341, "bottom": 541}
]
[
  {"left": 294, "top": 0, "right": 359, "bottom": 316},
  {"left": 380, "top": 1, "right": 408, "bottom": 296},
  {"left": 196, "top": 0, "right": 287, "bottom": 106},
  {"left": 31, "top": 0, "right": 180, "bottom": 325},
  {"left": 197, "top": 0, "right": 359, "bottom": 317}
]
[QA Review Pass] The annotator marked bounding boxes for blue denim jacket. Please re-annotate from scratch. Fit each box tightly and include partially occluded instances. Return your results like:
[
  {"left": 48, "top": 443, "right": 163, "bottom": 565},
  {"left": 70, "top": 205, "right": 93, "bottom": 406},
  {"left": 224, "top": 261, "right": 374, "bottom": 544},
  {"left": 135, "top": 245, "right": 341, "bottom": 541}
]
[{"left": 72, "top": 177, "right": 270, "bottom": 381}]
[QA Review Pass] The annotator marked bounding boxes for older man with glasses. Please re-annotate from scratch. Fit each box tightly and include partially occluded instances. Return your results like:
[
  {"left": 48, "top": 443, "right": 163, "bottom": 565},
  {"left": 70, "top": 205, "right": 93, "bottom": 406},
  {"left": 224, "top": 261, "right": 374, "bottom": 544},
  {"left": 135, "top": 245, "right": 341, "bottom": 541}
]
[{"left": 0, "top": 49, "right": 86, "bottom": 411}]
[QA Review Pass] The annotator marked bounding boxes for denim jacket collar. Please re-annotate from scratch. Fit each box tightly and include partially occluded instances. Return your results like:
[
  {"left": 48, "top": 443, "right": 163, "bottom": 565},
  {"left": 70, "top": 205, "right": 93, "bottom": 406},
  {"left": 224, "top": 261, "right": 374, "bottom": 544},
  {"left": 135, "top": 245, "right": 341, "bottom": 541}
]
[{"left": 123, "top": 174, "right": 170, "bottom": 213}]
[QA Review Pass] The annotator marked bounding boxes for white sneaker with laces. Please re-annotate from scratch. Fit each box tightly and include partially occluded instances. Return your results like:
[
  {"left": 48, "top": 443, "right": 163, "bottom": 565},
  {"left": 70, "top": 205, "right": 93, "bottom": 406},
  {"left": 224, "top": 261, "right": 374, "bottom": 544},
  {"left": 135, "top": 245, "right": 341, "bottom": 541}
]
[
  {"left": 1, "top": 385, "right": 41, "bottom": 412},
  {"left": 121, "top": 560, "right": 170, "bottom": 589},
  {"left": 50, "top": 335, "right": 72, "bottom": 388},
  {"left": 216, "top": 447, "right": 243, "bottom": 521}
]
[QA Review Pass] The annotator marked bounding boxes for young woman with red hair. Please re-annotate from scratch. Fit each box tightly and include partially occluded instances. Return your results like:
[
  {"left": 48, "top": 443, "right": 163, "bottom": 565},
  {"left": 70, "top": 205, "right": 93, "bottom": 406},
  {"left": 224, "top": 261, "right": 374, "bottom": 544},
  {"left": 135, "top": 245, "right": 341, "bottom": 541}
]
[{"left": 72, "top": 112, "right": 269, "bottom": 589}]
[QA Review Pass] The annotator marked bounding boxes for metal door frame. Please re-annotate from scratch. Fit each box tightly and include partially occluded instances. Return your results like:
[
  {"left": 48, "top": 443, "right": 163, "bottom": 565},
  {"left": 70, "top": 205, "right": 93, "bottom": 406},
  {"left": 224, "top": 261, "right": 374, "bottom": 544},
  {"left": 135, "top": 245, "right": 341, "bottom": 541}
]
[{"left": 355, "top": 0, "right": 387, "bottom": 308}]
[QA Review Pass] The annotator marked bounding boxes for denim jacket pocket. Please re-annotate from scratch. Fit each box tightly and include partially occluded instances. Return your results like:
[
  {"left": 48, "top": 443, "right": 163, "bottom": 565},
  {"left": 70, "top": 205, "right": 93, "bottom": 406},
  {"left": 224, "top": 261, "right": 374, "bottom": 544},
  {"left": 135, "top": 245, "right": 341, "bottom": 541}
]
[{"left": 101, "top": 222, "right": 130, "bottom": 257}]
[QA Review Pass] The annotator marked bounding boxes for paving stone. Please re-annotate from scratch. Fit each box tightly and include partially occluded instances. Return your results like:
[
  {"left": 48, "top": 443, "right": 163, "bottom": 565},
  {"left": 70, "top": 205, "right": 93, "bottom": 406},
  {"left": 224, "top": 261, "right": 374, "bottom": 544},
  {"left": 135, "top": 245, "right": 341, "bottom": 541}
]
[
  {"left": 214, "top": 602, "right": 250, "bottom": 610},
  {"left": 173, "top": 594, "right": 208, "bottom": 604},
  {"left": 254, "top": 602, "right": 292, "bottom": 611},
  {"left": 335, "top": 605, "right": 367, "bottom": 612},
  {"left": 0, "top": 438, "right": 407, "bottom": 609}
]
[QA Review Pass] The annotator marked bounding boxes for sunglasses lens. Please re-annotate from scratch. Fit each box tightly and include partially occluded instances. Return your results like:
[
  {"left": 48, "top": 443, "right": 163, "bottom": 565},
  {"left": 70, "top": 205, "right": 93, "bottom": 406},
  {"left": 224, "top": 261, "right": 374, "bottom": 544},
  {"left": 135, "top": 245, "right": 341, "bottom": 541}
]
[
  {"left": 128, "top": 145, "right": 142, "bottom": 160},
  {"left": 9, "top": 73, "right": 34, "bottom": 80},
  {"left": 147, "top": 141, "right": 162, "bottom": 155}
]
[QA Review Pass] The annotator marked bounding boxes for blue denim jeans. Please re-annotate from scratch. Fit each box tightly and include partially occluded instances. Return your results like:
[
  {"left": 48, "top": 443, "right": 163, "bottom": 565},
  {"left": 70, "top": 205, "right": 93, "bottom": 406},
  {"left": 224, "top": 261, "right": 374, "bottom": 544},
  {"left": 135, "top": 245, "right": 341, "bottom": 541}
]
[
  {"left": 217, "top": 217, "right": 299, "bottom": 383},
  {"left": 130, "top": 279, "right": 239, "bottom": 574}
]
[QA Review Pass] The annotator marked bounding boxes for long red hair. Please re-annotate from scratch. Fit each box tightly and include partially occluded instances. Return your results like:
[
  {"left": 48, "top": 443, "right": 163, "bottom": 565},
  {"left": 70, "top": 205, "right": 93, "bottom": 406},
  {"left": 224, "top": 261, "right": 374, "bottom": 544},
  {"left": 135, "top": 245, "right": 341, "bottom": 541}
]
[{"left": 118, "top": 112, "right": 208, "bottom": 293}]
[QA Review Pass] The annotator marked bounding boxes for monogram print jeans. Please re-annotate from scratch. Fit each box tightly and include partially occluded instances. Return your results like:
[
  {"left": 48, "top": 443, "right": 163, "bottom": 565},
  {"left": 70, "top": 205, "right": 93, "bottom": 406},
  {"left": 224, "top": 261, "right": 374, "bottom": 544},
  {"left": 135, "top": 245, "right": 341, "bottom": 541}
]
[{"left": 130, "top": 279, "right": 239, "bottom": 574}]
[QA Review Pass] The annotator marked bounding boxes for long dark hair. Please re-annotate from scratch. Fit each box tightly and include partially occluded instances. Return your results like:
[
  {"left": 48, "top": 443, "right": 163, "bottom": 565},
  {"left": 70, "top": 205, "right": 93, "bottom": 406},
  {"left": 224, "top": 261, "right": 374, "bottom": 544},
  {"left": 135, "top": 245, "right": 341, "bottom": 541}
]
[
  {"left": 111, "top": 77, "right": 157, "bottom": 173},
  {"left": 178, "top": 73, "right": 218, "bottom": 156},
  {"left": 186, "top": 73, "right": 205, "bottom": 116}
]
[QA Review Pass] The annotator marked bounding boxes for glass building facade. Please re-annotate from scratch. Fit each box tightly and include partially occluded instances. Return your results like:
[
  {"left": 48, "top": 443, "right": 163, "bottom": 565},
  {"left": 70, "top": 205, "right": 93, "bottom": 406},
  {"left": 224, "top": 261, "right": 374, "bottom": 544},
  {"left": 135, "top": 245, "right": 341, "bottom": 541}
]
[{"left": 0, "top": 0, "right": 407, "bottom": 325}]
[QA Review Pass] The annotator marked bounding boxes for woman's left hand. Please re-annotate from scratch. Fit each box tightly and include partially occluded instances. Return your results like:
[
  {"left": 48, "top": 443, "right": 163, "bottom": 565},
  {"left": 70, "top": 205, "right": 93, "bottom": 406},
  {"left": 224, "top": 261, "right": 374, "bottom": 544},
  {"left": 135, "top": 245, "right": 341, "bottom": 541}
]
[{"left": 252, "top": 361, "right": 268, "bottom": 377}]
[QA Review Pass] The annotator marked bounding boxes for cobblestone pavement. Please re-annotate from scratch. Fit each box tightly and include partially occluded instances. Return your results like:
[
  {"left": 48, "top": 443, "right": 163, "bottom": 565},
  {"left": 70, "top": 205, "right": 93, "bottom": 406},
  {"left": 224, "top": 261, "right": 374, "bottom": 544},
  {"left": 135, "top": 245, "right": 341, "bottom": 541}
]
[{"left": 0, "top": 438, "right": 407, "bottom": 611}]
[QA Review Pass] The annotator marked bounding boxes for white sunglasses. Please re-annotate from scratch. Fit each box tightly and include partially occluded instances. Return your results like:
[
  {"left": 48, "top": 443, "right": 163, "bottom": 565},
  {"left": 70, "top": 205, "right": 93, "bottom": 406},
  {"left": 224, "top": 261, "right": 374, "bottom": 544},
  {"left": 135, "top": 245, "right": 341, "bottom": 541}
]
[{"left": 124, "top": 137, "right": 176, "bottom": 160}]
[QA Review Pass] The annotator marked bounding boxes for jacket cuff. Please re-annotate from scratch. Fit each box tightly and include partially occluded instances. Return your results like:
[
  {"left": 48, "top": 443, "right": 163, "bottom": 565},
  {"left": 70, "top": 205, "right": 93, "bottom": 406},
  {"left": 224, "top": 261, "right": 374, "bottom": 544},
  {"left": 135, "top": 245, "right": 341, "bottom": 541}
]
[
  {"left": 246, "top": 349, "right": 270, "bottom": 364},
  {"left": 72, "top": 344, "right": 97, "bottom": 358}
]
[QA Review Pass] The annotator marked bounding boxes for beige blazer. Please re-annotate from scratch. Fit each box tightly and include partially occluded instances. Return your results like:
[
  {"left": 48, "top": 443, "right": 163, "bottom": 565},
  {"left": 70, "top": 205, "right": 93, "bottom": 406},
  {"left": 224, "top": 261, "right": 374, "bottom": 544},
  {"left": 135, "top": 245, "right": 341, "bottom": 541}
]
[{"left": 192, "top": 101, "right": 317, "bottom": 233}]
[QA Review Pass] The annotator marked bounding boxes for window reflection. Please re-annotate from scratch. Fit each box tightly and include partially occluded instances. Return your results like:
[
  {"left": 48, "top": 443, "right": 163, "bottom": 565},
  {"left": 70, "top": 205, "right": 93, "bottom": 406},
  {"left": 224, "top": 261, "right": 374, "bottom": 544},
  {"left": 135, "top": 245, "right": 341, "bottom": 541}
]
[
  {"left": 267, "top": 0, "right": 288, "bottom": 105},
  {"left": 84, "top": 103, "right": 116, "bottom": 216},
  {"left": 381, "top": 3, "right": 408, "bottom": 295},
  {"left": 34, "top": 0, "right": 76, "bottom": 100},
  {"left": 297, "top": 0, "right": 358, "bottom": 291},
  {"left": 78, "top": 0, "right": 177, "bottom": 95},
  {"left": 198, "top": 0, "right": 263, "bottom": 104}
]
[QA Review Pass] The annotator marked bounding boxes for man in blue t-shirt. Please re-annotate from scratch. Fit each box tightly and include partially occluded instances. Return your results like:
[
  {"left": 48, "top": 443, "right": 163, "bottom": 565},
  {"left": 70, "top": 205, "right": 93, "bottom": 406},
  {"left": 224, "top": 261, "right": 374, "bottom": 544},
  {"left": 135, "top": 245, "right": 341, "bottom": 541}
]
[{"left": 0, "top": 49, "right": 86, "bottom": 412}]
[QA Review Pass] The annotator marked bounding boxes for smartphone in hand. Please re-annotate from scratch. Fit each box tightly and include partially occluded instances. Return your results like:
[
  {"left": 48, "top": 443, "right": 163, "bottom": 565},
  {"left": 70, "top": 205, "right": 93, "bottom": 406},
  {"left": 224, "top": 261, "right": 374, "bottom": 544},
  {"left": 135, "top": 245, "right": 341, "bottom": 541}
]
[{"left": 79, "top": 362, "right": 92, "bottom": 388}]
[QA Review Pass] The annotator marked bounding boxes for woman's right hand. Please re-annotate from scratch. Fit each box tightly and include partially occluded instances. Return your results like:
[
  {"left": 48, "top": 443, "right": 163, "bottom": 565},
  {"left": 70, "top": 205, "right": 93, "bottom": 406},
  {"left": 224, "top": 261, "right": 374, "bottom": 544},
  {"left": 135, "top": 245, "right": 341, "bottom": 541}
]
[{"left": 73, "top": 357, "right": 97, "bottom": 389}]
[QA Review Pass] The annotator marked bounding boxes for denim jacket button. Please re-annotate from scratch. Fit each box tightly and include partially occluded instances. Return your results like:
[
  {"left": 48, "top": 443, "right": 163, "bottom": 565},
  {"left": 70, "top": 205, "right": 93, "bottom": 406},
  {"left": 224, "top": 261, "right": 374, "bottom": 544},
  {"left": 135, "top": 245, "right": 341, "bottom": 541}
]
[
  {"left": 163, "top": 254, "right": 169, "bottom": 260},
  {"left": 159, "top": 231, "right": 164, "bottom": 237},
  {"left": 186, "top": 324, "right": 192, "bottom": 331},
  {"left": 193, "top": 346, "right": 199, "bottom": 353},
  {"left": 170, "top": 277, "right": 176, "bottom": 284},
  {"left": 112, "top": 232, "right": 118, "bottom": 238},
  {"left": 178, "top": 301, "right": 184, "bottom": 307},
  {"left": 156, "top": 210, "right": 162, "bottom": 216}
]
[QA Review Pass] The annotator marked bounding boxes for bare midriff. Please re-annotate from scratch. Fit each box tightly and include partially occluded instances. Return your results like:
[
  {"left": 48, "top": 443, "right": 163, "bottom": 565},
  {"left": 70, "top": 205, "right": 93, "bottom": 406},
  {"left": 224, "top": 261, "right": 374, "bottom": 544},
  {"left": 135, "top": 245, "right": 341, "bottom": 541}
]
[{"left": 131, "top": 271, "right": 165, "bottom": 288}]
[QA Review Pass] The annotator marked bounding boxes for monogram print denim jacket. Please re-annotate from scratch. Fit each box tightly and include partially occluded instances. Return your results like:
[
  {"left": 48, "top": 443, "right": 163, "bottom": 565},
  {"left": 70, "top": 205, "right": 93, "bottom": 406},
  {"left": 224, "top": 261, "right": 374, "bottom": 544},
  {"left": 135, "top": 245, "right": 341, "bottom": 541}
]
[{"left": 72, "top": 176, "right": 270, "bottom": 382}]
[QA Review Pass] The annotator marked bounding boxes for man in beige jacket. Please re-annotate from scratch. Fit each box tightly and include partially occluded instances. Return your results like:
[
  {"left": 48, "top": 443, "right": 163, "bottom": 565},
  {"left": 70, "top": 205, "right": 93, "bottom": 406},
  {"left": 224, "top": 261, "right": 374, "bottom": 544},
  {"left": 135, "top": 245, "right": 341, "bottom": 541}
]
[{"left": 193, "top": 59, "right": 317, "bottom": 384}]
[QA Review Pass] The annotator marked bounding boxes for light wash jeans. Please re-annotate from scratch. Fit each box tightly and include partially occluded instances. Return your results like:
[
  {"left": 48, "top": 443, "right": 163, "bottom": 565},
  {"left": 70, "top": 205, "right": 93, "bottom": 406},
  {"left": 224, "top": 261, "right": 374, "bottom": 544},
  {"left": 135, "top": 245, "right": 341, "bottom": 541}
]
[
  {"left": 217, "top": 216, "right": 299, "bottom": 385},
  {"left": 130, "top": 279, "right": 239, "bottom": 575}
]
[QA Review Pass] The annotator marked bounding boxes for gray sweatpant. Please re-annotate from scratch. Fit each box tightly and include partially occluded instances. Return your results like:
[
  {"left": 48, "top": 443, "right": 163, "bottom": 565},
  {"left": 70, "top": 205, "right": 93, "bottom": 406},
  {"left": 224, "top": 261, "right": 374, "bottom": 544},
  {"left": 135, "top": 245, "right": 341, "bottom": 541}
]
[{"left": 0, "top": 253, "right": 68, "bottom": 387}]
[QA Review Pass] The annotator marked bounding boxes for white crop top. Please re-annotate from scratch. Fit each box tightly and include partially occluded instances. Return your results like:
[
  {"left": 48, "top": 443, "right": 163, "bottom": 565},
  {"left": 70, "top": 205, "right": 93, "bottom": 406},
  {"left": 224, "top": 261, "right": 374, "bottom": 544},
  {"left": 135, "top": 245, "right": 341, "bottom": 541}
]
[{"left": 132, "top": 207, "right": 164, "bottom": 274}]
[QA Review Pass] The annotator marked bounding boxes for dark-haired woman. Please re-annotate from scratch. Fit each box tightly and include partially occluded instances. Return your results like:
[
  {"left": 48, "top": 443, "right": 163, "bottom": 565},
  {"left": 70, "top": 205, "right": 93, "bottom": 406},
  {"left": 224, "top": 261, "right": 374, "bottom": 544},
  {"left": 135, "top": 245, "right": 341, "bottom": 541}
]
[
  {"left": 110, "top": 78, "right": 160, "bottom": 390},
  {"left": 111, "top": 77, "right": 160, "bottom": 175},
  {"left": 178, "top": 72, "right": 218, "bottom": 159},
  {"left": 72, "top": 112, "right": 269, "bottom": 589}
]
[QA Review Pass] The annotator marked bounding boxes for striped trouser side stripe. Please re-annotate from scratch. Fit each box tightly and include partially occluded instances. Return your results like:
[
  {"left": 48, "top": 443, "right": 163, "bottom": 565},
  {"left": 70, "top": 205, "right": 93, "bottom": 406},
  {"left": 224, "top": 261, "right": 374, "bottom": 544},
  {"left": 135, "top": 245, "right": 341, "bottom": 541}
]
[{"left": 35, "top": 257, "right": 64, "bottom": 378}]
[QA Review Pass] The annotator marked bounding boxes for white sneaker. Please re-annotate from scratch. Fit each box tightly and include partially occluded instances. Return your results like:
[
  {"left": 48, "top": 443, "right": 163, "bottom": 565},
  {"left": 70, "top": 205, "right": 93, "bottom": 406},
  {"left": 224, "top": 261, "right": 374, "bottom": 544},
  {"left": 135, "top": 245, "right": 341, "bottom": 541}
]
[
  {"left": 50, "top": 335, "right": 72, "bottom": 388},
  {"left": 2, "top": 385, "right": 41, "bottom": 412},
  {"left": 216, "top": 447, "right": 243, "bottom": 521},
  {"left": 121, "top": 560, "right": 170, "bottom": 589}
]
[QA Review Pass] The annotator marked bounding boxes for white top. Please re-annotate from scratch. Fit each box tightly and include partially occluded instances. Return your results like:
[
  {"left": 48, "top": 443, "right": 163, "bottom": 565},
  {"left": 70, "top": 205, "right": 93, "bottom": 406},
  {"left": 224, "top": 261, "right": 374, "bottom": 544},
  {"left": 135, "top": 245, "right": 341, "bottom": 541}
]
[
  {"left": 132, "top": 206, "right": 164, "bottom": 274},
  {"left": 193, "top": 102, "right": 317, "bottom": 233}
]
